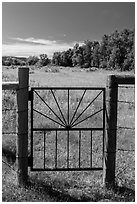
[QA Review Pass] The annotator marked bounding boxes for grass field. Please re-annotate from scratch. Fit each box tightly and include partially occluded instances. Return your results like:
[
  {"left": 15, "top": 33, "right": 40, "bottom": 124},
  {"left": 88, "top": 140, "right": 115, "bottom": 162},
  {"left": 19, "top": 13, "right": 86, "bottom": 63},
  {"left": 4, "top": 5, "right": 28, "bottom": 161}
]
[{"left": 2, "top": 66, "right": 135, "bottom": 201}]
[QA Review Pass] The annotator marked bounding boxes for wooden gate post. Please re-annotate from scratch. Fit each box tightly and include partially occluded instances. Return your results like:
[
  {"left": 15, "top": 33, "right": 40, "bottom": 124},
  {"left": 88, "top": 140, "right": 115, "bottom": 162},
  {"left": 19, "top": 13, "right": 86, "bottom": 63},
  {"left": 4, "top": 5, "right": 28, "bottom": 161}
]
[
  {"left": 16, "top": 67, "right": 29, "bottom": 185},
  {"left": 103, "top": 75, "right": 118, "bottom": 188}
]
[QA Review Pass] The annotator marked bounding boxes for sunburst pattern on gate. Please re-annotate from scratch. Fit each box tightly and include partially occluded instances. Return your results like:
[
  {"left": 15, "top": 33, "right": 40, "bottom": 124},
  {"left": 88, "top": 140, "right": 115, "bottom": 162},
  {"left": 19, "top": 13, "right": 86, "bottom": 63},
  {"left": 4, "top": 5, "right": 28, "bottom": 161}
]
[
  {"left": 32, "top": 87, "right": 105, "bottom": 130},
  {"left": 30, "top": 87, "right": 105, "bottom": 171}
]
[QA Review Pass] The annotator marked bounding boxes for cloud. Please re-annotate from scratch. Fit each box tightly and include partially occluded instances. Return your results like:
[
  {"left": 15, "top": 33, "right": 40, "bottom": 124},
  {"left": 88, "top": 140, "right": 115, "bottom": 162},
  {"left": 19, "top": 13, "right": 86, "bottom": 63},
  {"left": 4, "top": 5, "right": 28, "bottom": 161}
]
[
  {"left": 72, "top": 41, "right": 85, "bottom": 46},
  {"left": 2, "top": 41, "right": 73, "bottom": 58},
  {"left": 3, "top": 37, "right": 85, "bottom": 58},
  {"left": 11, "top": 37, "right": 57, "bottom": 45}
]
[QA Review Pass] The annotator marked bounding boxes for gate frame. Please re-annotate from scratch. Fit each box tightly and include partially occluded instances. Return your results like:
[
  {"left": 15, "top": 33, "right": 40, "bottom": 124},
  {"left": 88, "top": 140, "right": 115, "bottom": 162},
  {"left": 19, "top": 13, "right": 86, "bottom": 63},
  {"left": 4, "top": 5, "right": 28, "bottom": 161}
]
[{"left": 29, "top": 87, "right": 106, "bottom": 172}]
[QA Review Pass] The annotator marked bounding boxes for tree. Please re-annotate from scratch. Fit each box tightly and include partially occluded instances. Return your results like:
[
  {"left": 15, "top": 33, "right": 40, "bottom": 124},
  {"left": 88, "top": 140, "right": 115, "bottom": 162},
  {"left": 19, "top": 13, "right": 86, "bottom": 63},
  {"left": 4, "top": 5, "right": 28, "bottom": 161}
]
[
  {"left": 60, "top": 51, "right": 68, "bottom": 66},
  {"left": 107, "top": 47, "right": 121, "bottom": 70},
  {"left": 52, "top": 52, "right": 61, "bottom": 65},
  {"left": 39, "top": 54, "right": 50, "bottom": 66},
  {"left": 72, "top": 45, "right": 84, "bottom": 67},
  {"left": 27, "top": 56, "right": 39, "bottom": 66},
  {"left": 51, "top": 28, "right": 134, "bottom": 71},
  {"left": 12, "top": 58, "right": 26, "bottom": 66},
  {"left": 99, "top": 28, "right": 134, "bottom": 71},
  {"left": 65, "top": 49, "right": 73, "bottom": 67},
  {"left": 91, "top": 41, "right": 101, "bottom": 67},
  {"left": 82, "top": 40, "right": 92, "bottom": 67},
  {"left": 100, "top": 34, "right": 110, "bottom": 66},
  {"left": 3, "top": 60, "right": 11, "bottom": 66},
  {"left": 123, "top": 46, "right": 134, "bottom": 71}
]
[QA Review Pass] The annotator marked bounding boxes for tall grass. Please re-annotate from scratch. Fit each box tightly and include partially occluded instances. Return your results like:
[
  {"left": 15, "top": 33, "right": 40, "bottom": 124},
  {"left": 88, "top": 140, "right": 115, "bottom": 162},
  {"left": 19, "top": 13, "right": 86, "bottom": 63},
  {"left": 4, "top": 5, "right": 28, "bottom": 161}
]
[{"left": 2, "top": 67, "right": 135, "bottom": 201}]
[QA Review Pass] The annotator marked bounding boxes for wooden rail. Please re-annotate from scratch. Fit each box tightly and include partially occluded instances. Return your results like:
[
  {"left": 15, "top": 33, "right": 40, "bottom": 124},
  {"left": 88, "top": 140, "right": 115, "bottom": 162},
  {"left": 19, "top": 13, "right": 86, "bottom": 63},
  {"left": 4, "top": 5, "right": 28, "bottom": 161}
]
[
  {"left": 2, "top": 81, "right": 19, "bottom": 90},
  {"left": 114, "top": 75, "right": 135, "bottom": 84}
]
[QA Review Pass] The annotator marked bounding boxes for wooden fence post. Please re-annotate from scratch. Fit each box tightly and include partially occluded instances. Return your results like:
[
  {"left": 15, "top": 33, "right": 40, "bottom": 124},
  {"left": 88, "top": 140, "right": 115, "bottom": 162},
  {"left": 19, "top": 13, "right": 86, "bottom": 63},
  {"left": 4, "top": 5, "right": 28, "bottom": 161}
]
[
  {"left": 103, "top": 75, "right": 118, "bottom": 188},
  {"left": 16, "top": 67, "right": 29, "bottom": 185}
]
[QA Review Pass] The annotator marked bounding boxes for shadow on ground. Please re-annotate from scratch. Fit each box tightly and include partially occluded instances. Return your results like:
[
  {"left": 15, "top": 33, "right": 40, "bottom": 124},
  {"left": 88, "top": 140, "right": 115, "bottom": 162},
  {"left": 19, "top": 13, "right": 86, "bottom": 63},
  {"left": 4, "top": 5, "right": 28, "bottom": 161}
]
[
  {"left": 26, "top": 178, "right": 92, "bottom": 202},
  {"left": 2, "top": 148, "right": 135, "bottom": 202},
  {"left": 26, "top": 177, "right": 135, "bottom": 202}
]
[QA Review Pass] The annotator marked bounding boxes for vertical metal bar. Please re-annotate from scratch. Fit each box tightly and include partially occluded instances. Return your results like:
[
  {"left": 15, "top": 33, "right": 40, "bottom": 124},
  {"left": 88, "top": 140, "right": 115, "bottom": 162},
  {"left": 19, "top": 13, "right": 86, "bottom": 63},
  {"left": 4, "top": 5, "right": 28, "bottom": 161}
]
[
  {"left": 51, "top": 89, "right": 67, "bottom": 125},
  {"left": 67, "top": 130, "right": 69, "bottom": 168},
  {"left": 68, "top": 89, "right": 69, "bottom": 125},
  {"left": 44, "top": 130, "right": 46, "bottom": 169},
  {"left": 70, "top": 89, "right": 87, "bottom": 125},
  {"left": 79, "top": 130, "right": 81, "bottom": 168},
  {"left": 55, "top": 130, "right": 57, "bottom": 168},
  {"left": 31, "top": 89, "right": 33, "bottom": 170},
  {"left": 90, "top": 130, "right": 92, "bottom": 168}
]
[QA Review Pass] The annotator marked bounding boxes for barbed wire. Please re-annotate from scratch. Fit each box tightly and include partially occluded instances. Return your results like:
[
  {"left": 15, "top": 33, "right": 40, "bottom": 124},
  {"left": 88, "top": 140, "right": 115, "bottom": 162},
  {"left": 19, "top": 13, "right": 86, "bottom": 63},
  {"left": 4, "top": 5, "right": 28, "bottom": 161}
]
[
  {"left": 2, "top": 108, "right": 17, "bottom": 112},
  {"left": 2, "top": 159, "right": 17, "bottom": 173},
  {"left": 2, "top": 90, "right": 18, "bottom": 174},
  {"left": 118, "top": 85, "right": 135, "bottom": 89},
  {"left": 117, "top": 148, "right": 135, "bottom": 152},
  {"left": 117, "top": 126, "right": 135, "bottom": 130},
  {"left": 116, "top": 78, "right": 135, "bottom": 186},
  {"left": 2, "top": 89, "right": 17, "bottom": 136},
  {"left": 105, "top": 100, "right": 135, "bottom": 104},
  {"left": 117, "top": 100, "right": 134, "bottom": 104},
  {"left": 2, "top": 132, "right": 17, "bottom": 135},
  {"left": 2, "top": 82, "right": 135, "bottom": 184}
]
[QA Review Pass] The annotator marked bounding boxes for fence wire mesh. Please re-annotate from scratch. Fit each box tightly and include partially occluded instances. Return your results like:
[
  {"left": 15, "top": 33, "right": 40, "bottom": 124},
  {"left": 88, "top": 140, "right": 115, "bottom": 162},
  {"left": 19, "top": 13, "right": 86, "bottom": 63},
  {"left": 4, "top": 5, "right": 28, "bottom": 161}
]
[
  {"left": 116, "top": 85, "right": 135, "bottom": 188},
  {"left": 2, "top": 89, "right": 17, "bottom": 171},
  {"left": 2, "top": 76, "right": 135, "bottom": 189}
]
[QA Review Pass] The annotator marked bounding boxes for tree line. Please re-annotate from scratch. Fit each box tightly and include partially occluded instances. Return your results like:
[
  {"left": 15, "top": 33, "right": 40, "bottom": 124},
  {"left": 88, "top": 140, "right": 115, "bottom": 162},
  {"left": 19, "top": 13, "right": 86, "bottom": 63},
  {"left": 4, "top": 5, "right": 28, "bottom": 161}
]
[{"left": 2, "top": 28, "right": 134, "bottom": 71}]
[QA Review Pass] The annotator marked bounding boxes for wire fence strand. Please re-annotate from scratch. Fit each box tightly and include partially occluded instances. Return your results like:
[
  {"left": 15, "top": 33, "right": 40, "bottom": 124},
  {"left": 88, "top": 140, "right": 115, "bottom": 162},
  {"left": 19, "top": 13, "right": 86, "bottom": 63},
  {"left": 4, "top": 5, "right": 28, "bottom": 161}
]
[
  {"left": 2, "top": 159, "right": 17, "bottom": 173},
  {"left": 2, "top": 80, "right": 135, "bottom": 187},
  {"left": 115, "top": 84, "right": 135, "bottom": 185}
]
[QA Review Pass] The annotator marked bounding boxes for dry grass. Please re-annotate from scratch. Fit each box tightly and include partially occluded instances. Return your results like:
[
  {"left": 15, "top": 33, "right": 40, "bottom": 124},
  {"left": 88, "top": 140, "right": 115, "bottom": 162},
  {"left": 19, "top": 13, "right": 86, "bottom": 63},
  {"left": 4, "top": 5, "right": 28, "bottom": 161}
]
[{"left": 2, "top": 65, "right": 135, "bottom": 201}]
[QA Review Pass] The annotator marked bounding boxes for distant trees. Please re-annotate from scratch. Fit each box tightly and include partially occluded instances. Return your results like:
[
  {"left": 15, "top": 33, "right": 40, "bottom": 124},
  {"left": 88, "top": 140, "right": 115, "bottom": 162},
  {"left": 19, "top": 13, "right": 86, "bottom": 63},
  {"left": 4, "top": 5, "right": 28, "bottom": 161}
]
[
  {"left": 98, "top": 29, "right": 134, "bottom": 71},
  {"left": 52, "top": 52, "right": 61, "bottom": 66},
  {"left": 2, "top": 28, "right": 134, "bottom": 71},
  {"left": 52, "top": 49, "right": 73, "bottom": 67},
  {"left": 26, "top": 54, "right": 51, "bottom": 67},
  {"left": 38, "top": 54, "right": 51, "bottom": 67},
  {"left": 26, "top": 56, "right": 39, "bottom": 66},
  {"left": 2, "top": 54, "right": 51, "bottom": 67},
  {"left": 51, "top": 28, "right": 134, "bottom": 71},
  {"left": 2, "top": 57, "right": 26, "bottom": 66}
]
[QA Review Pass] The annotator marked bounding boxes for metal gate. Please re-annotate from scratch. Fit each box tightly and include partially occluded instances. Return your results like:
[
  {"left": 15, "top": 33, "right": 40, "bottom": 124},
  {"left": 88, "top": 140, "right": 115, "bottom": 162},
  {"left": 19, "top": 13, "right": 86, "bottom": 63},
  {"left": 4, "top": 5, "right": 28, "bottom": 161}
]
[{"left": 29, "top": 87, "right": 105, "bottom": 171}]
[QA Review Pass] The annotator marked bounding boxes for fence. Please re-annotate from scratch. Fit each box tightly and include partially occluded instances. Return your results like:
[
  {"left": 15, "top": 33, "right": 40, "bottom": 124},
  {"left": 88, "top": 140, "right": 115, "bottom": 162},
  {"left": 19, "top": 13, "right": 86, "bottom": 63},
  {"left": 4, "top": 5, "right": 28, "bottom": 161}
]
[
  {"left": 103, "top": 75, "right": 135, "bottom": 187},
  {"left": 2, "top": 68, "right": 29, "bottom": 185},
  {"left": 2, "top": 68, "right": 135, "bottom": 188},
  {"left": 116, "top": 84, "right": 135, "bottom": 187}
]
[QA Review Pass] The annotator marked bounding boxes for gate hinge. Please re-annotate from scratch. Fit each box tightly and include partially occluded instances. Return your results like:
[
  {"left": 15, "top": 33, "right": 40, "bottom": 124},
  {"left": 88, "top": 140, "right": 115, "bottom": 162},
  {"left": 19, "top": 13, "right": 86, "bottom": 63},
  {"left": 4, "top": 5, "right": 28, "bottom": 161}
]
[
  {"left": 28, "top": 90, "right": 33, "bottom": 101},
  {"left": 28, "top": 156, "right": 33, "bottom": 167}
]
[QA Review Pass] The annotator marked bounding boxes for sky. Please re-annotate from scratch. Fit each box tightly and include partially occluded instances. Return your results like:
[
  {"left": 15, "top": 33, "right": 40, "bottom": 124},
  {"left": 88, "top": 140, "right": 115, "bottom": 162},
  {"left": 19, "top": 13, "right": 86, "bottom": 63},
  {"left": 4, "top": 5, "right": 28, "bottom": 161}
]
[{"left": 2, "top": 2, "right": 135, "bottom": 58}]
